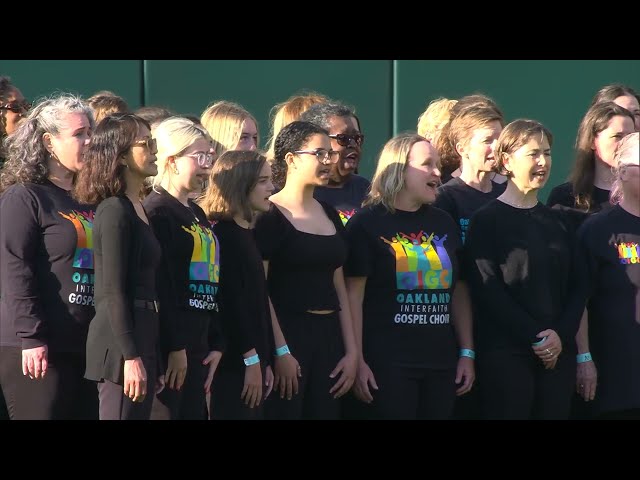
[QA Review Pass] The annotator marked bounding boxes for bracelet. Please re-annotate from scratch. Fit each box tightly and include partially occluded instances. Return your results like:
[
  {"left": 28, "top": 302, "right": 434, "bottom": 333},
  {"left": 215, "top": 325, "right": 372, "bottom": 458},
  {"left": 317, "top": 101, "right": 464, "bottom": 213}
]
[
  {"left": 459, "top": 348, "right": 476, "bottom": 359},
  {"left": 576, "top": 352, "right": 592, "bottom": 363},
  {"left": 275, "top": 344, "right": 290, "bottom": 357},
  {"left": 532, "top": 336, "right": 547, "bottom": 347},
  {"left": 243, "top": 354, "right": 260, "bottom": 366}
]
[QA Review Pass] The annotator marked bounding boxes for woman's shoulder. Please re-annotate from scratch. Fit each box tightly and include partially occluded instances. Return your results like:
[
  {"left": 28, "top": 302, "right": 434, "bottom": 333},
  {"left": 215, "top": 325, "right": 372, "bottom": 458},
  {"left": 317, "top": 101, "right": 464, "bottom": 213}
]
[{"left": 96, "top": 196, "right": 134, "bottom": 220}]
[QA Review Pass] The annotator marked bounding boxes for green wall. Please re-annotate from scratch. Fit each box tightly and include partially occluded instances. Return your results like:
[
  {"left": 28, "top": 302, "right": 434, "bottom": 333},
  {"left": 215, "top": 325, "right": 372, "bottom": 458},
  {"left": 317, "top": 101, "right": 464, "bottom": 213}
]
[{"left": 2, "top": 59, "right": 638, "bottom": 200}]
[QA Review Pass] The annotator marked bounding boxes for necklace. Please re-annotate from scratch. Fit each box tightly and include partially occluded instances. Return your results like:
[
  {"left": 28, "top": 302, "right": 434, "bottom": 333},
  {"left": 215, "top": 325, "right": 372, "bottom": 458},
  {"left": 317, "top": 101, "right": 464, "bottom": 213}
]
[
  {"left": 499, "top": 197, "right": 538, "bottom": 209},
  {"left": 182, "top": 201, "right": 200, "bottom": 222}
]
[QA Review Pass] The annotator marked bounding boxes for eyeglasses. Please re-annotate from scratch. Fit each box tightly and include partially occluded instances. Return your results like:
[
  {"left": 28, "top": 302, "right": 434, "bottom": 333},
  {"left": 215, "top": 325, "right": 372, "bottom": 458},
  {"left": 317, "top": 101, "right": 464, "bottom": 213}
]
[
  {"left": 185, "top": 152, "right": 216, "bottom": 168},
  {"left": 132, "top": 137, "right": 157, "bottom": 151},
  {"left": 294, "top": 149, "right": 341, "bottom": 165},
  {"left": 328, "top": 133, "right": 365, "bottom": 147},
  {"left": 0, "top": 101, "right": 32, "bottom": 114}
]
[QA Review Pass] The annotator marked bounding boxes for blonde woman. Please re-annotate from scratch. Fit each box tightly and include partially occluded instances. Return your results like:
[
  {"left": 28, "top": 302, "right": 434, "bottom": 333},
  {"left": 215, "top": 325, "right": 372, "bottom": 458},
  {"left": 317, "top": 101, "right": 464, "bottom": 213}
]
[
  {"left": 344, "top": 133, "right": 474, "bottom": 420},
  {"left": 200, "top": 100, "right": 258, "bottom": 157},
  {"left": 142, "top": 117, "right": 223, "bottom": 419}
]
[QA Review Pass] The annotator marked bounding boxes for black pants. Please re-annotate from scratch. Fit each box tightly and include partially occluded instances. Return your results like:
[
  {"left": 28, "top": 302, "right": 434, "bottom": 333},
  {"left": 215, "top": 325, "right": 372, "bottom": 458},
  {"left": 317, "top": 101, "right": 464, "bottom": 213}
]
[
  {"left": 368, "top": 363, "right": 457, "bottom": 420},
  {"left": 479, "top": 349, "right": 576, "bottom": 420},
  {"left": 151, "top": 351, "right": 208, "bottom": 420},
  {"left": 210, "top": 364, "right": 266, "bottom": 420},
  {"left": 97, "top": 355, "right": 157, "bottom": 420},
  {"left": 0, "top": 346, "right": 98, "bottom": 420},
  {"left": 264, "top": 311, "right": 344, "bottom": 420}
]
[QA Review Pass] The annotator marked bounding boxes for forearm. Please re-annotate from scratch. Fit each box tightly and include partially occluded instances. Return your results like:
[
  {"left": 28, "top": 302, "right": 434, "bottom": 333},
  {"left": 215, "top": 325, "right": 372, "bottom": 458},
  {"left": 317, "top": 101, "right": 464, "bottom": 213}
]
[{"left": 346, "top": 277, "right": 366, "bottom": 360}]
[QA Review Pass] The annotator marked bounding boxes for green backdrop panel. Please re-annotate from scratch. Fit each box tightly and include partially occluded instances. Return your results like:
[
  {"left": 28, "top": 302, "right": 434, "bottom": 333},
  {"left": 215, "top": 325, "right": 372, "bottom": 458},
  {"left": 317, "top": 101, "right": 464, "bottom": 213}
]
[
  {"left": 1, "top": 60, "right": 143, "bottom": 110},
  {"left": 395, "top": 60, "right": 640, "bottom": 200},
  {"left": 144, "top": 60, "right": 392, "bottom": 179}
]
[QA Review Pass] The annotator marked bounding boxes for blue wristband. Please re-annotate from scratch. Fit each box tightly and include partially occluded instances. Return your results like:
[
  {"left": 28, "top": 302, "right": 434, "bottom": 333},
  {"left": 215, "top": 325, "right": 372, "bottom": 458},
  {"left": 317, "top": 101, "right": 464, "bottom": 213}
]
[
  {"left": 243, "top": 354, "right": 260, "bottom": 366},
  {"left": 459, "top": 349, "right": 476, "bottom": 359},
  {"left": 576, "top": 352, "right": 592, "bottom": 363},
  {"left": 275, "top": 344, "right": 290, "bottom": 357},
  {"left": 532, "top": 336, "right": 547, "bottom": 347}
]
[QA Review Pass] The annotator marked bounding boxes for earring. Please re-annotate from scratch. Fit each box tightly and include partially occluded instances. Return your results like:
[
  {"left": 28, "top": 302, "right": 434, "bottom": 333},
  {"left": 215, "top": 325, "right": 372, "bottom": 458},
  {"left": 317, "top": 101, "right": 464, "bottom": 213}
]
[{"left": 174, "top": 167, "right": 179, "bottom": 175}]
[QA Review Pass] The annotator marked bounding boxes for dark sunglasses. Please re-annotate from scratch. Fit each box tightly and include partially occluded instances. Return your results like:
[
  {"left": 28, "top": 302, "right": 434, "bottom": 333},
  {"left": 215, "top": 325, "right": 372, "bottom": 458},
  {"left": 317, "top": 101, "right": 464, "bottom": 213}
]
[
  {"left": 0, "top": 101, "right": 32, "bottom": 114},
  {"left": 328, "top": 133, "right": 365, "bottom": 147},
  {"left": 132, "top": 137, "right": 157, "bottom": 151}
]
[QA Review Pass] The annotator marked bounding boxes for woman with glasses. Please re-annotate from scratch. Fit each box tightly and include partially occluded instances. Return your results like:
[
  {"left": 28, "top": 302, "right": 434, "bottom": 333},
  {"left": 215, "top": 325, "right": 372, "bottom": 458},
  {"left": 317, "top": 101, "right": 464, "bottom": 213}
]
[
  {"left": 300, "top": 102, "right": 370, "bottom": 226},
  {"left": 0, "top": 94, "right": 96, "bottom": 419},
  {"left": 201, "top": 150, "right": 276, "bottom": 419},
  {"left": 255, "top": 120, "right": 357, "bottom": 420},
  {"left": 344, "top": 133, "right": 474, "bottom": 420},
  {"left": 141, "top": 117, "right": 224, "bottom": 420},
  {"left": 0, "top": 76, "right": 31, "bottom": 168},
  {"left": 74, "top": 113, "right": 165, "bottom": 420},
  {"left": 576, "top": 132, "right": 640, "bottom": 419}
]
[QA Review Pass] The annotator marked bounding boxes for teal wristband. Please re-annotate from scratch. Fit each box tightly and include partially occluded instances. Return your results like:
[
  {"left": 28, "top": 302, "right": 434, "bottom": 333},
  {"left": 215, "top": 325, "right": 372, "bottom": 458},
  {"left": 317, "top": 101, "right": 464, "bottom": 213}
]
[
  {"left": 459, "top": 349, "right": 475, "bottom": 359},
  {"left": 275, "top": 344, "right": 290, "bottom": 357},
  {"left": 532, "top": 336, "right": 547, "bottom": 347},
  {"left": 243, "top": 354, "right": 260, "bottom": 366},
  {"left": 576, "top": 352, "right": 592, "bottom": 363}
]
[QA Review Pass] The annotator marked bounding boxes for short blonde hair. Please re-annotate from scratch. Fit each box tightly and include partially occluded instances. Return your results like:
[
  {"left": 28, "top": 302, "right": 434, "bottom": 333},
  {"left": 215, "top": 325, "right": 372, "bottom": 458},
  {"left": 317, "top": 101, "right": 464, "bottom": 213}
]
[
  {"left": 152, "top": 116, "right": 211, "bottom": 189},
  {"left": 200, "top": 100, "right": 258, "bottom": 157},
  {"left": 364, "top": 132, "right": 428, "bottom": 213},
  {"left": 417, "top": 97, "right": 457, "bottom": 141}
]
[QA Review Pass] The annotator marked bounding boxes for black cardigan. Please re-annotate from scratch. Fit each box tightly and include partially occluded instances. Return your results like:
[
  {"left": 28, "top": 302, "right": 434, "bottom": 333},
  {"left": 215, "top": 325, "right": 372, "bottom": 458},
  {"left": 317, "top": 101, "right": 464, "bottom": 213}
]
[{"left": 85, "top": 196, "right": 161, "bottom": 384}]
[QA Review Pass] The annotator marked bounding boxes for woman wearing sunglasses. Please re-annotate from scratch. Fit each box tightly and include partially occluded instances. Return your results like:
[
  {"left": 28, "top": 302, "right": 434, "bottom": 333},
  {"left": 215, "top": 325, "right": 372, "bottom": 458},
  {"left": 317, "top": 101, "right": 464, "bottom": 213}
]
[
  {"left": 300, "top": 102, "right": 370, "bottom": 226},
  {"left": 0, "top": 76, "right": 31, "bottom": 168},
  {"left": 74, "top": 113, "right": 165, "bottom": 420},
  {"left": 576, "top": 132, "right": 640, "bottom": 419},
  {"left": 0, "top": 94, "right": 96, "bottom": 420},
  {"left": 142, "top": 117, "right": 224, "bottom": 420},
  {"left": 255, "top": 120, "right": 357, "bottom": 420}
]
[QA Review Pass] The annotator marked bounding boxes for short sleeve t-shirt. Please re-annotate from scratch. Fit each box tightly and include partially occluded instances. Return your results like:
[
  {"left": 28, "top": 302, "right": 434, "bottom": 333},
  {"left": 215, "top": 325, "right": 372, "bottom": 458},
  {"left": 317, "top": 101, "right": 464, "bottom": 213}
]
[{"left": 345, "top": 203, "right": 461, "bottom": 369}]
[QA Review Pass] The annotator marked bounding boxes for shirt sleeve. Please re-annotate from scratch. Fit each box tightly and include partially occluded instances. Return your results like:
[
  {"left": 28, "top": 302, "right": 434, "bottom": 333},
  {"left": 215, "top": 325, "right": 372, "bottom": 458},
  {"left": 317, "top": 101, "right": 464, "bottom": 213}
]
[
  {"left": 253, "top": 208, "right": 285, "bottom": 260},
  {"left": 147, "top": 207, "right": 185, "bottom": 353},
  {"left": 0, "top": 186, "right": 48, "bottom": 349},
  {"left": 97, "top": 199, "right": 138, "bottom": 360},
  {"left": 344, "top": 213, "right": 374, "bottom": 278},
  {"left": 465, "top": 211, "right": 543, "bottom": 346},
  {"left": 433, "top": 187, "right": 458, "bottom": 223}
]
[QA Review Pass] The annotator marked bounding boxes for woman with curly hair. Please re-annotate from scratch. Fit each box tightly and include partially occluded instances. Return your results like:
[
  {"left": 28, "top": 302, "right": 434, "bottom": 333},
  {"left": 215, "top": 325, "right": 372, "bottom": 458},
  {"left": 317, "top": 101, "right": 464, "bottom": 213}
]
[{"left": 0, "top": 93, "right": 97, "bottom": 419}]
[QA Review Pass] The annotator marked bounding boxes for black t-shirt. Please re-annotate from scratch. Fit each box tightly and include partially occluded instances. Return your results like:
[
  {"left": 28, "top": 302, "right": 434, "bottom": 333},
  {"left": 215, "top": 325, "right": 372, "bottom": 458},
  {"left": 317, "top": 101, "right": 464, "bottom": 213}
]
[
  {"left": 213, "top": 219, "right": 274, "bottom": 370},
  {"left": 547, "top": 181, "right": 612, "bottom": 232},
  {"left": 254, "top": 201, "right": 347, "bottom": 314},
  {"left": 344, "top": 204, "right": 461, "bottom": 369},
  {"left": 578, "top": 205, "right": 640, "bottom": 414},
  {"left": 143, "top": 188, "right": 222, "bottom": 354},
  {"left": 313, "top": 174, "right": 370, "bottom": 225},
  {"left": 0, "top": 181, "right": 96, "bottom": 353},
  {"left": 433, "top": 177, "right": 506, "bottom": 244},
  {"left": 465, "top": 200, "right": 586, "bottom": 353}
]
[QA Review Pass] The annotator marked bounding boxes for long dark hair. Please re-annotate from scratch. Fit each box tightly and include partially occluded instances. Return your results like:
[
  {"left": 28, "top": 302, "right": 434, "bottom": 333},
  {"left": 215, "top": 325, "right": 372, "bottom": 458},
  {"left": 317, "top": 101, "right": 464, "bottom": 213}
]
[
  {"left": 569, "top": 102, "right": 634, "bottom": 210},
  {"left": 73, "top": 113, "right": 150, "bottom": 205}
]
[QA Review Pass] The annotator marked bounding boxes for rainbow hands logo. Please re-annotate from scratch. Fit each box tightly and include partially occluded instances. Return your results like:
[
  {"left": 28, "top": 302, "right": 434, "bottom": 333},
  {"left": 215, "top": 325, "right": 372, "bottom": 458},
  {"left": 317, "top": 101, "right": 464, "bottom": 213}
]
[{"left": 59, "top": 210, "right": 94, "bottom": 269}]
